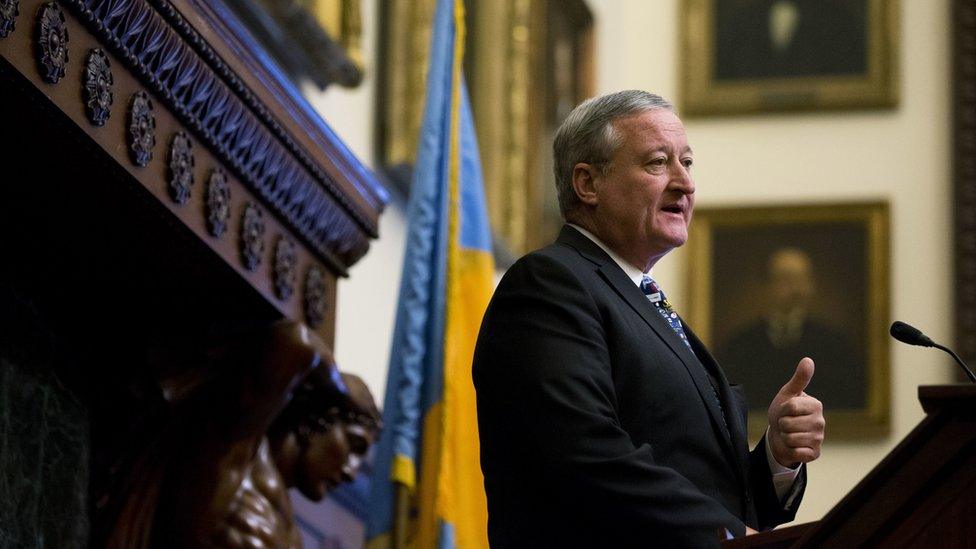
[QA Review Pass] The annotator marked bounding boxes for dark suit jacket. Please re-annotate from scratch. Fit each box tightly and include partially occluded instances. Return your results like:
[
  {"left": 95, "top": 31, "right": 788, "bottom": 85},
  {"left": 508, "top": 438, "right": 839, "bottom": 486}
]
[{"left": 473, "top": 226, "right": 804, "bottom": 548}]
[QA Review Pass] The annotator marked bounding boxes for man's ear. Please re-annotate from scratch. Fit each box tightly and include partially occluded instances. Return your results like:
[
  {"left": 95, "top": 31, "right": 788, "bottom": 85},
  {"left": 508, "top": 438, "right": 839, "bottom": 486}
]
[{"left": 572, "top": 162, "right": 599, "bottom": 206}]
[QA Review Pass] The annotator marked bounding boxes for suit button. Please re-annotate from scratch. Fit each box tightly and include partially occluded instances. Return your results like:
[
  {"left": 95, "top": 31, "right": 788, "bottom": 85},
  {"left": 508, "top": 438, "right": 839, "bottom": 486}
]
[{"left": 745, "top": 493, "right": 752, "bottom": 504}]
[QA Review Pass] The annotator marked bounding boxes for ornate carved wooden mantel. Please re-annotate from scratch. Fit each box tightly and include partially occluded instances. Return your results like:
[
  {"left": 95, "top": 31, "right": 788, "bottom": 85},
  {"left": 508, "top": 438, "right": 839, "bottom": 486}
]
[
  {"left": 1, "top": 0, "right": 386, "bottom": 326},
  {"left": 0, "top": 0, "right": 386, "bottom": 546}
]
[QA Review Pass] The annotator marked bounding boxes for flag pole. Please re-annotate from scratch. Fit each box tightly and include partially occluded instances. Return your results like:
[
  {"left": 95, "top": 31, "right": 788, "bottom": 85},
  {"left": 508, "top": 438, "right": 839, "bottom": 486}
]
[{"left": 392, "top": 482, "right": 410, "bottom": 549}]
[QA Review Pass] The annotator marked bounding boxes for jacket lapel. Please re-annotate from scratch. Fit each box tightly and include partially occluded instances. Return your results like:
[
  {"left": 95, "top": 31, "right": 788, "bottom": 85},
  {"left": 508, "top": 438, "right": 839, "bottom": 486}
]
[
  {"left": 556, "top": 227, "right": 740, "bottom": 464},
  {"left": 685, "top": 324, "right": 751, "bottom": 489}
]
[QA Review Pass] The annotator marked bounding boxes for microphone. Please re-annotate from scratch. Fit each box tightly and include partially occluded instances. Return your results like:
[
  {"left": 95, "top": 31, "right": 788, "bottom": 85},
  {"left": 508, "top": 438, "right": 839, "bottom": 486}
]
[
  {"left": 889, "top": 321, "right": 935, "bottom": 347},
  {"left": 889, "top": 321, "right": 976, "bottom": 383}
]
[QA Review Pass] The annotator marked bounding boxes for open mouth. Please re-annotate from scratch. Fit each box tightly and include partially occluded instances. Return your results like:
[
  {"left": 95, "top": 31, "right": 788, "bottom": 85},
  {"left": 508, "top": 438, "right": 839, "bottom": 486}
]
[{"left": 662, "top": 204, "right": 684, "bottom": 214}]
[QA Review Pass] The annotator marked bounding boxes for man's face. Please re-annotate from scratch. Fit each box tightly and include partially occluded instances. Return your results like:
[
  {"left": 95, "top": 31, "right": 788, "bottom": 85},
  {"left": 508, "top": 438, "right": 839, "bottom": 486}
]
[
  {"left": 587, "top": 109, "right": 695, "bottom": 269},
  {"left": 768, "top": 249, "right": 815, "bottom": 313}
]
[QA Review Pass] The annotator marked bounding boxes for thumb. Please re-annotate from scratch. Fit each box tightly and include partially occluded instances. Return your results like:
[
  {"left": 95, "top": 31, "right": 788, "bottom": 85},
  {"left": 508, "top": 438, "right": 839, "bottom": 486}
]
[{"left": 779, "top": 357, "right": 815, "bottom": 397}]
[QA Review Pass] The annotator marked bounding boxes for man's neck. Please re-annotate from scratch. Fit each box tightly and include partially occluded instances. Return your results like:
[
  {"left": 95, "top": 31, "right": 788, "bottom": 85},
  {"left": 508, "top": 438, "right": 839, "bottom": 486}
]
[
  {"left": 567, "top": 223, "right": 649, "bottom": 284},
  {"left": 566, "top": 218, "right": 661, "bottom": 273}
]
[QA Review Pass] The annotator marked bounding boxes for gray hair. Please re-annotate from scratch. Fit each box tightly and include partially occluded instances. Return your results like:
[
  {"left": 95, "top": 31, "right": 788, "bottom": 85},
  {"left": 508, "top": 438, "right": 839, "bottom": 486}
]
[{"left": 552, "top": 90, "right": 675, "bottom": 218}]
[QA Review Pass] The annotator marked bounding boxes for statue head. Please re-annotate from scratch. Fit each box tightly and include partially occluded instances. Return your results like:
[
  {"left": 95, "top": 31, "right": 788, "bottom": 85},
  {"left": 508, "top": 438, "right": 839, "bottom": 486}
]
[
  {"left": 270, "top": 367, "right": 381, "bottom": 501},
  {"left": 333, "top": 373, "right": 381, "bottom": 484}
]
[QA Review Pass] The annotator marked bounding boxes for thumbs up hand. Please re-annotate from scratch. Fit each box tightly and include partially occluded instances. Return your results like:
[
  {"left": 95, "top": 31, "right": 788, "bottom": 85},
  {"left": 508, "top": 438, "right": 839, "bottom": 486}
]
[{"left": 767, "top": 357, "right": 825, "bottom": 468}]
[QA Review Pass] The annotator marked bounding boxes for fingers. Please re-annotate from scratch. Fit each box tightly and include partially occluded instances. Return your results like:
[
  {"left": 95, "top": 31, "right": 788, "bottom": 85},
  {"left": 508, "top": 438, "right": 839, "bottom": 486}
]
[
  {"left": 776, "top": 411, "right": 826, "bottom": 434},
  {"left": 774, "top": 445, "right": 821, "bottom": 464},
  {"left": 778, "top": 357, "right": 815, "bottom": 397},
  {"left": 769, "top": 420, "right": 824, "bottom": 465},
  {"left": 774, "top": 394, "right": 824, "bottom": 418},
  {"left": 779, "top": 431, "right": 824, "bottom": 449},
  {"left": 768, "top": 390, "right": 825, "bottom": 466}
]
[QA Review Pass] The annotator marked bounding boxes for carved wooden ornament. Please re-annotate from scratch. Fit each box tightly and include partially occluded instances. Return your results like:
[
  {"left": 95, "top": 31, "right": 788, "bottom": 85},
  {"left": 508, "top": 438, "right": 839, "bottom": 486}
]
[
  {"left": 64, "top": 0, "right": 381, "bottom": 272},
  {"left": 304, "top": 266, "right": 327, "bottom": 327},
  {"left": 240, "top": 202, "right": 266, "bottom": 271},
  {"left": 0, "top": 0, "right": 18, "bottom": 38},
  {"left": 83, "top": 49, "right": 113, "bottom": 126},
  {"left": 36, "top": 2, "right": 67, "bottom": 84},
  {"left": 273, "top": 237, "right": 297, "bottom": 301},
  {"left": 167, "top": 132, "right": 194, "bottom": 204},
  {"left": 127, "top": 91, "right": 156, "bottom": 167},
  {"left": 206, "top": 169, "right": 231, "bottom": 238}
]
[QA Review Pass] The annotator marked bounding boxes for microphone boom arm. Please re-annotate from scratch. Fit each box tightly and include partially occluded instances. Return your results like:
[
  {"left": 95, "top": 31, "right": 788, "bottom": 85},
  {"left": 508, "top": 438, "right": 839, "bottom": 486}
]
[{"left": 933, "top": 342, "right": 976, "bottom": 383}]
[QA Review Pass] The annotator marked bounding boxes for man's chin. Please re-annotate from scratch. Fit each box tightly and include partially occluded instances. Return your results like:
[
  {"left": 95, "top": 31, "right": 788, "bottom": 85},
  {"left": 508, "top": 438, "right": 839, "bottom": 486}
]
[
  {"left": 663, "top": 232, "right": 689, "bottom": 249},
  {"left": 651, "top": 221, "right": 690, "bottom": 249}
]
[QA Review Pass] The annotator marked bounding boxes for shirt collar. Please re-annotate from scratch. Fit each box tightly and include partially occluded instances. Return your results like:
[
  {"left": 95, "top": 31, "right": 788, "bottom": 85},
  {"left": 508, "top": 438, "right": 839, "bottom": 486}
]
[{"left": 567, "top": 223, "right": 648, "bottom": 287}]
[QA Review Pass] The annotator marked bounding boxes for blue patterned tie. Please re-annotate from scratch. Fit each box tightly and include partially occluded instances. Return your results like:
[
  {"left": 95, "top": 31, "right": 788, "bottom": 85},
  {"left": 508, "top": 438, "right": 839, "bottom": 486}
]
[
  {"left": 640, "top": 276, "right": 692, "bottom": 350},
  {"left": 641, "top": 275, "right": 730, "bottom": 439}
]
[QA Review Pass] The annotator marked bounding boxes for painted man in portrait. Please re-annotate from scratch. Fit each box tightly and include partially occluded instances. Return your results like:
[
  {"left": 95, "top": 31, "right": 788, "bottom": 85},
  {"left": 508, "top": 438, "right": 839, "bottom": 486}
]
[
  {"left": 714, "top": 0, "right": 869, "bottom": 80},
  {"left": 717, "top": 248, "right": 865, "bottom": 412}
]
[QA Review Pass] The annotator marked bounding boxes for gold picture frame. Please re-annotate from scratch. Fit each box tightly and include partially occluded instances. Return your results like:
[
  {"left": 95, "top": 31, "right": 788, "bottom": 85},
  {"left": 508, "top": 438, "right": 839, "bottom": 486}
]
[
  {"left": 685, "top": 202, "right": 890, "bottom": 439},
  {"left": 680, "top": 0, "right": 898, "bottom": 115}
]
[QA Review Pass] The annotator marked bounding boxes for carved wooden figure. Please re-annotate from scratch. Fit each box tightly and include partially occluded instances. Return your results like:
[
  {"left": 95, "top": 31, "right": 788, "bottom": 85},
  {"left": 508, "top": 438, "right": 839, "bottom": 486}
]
[
  {"left": 188, "top": 322, "right": 377, "bottom": 548},
  {"left": 100, "top": 321, "right": 380, "bottom": 548},
  {"left": 0, "top": 0, "right": 388, "bottom": 545}
]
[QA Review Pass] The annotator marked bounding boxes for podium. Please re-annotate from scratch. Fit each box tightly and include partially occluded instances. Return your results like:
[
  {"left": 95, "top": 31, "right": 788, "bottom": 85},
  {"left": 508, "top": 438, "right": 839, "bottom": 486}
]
[{"left": 725, "top": 385, "right": 976, "bottom": 548}]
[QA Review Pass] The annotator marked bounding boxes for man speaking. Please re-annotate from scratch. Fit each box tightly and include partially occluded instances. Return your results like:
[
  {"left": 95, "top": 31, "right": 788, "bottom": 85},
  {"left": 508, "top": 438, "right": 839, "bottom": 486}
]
[{"left": 472, "top": 91, "right": 825, "bottom": 547}]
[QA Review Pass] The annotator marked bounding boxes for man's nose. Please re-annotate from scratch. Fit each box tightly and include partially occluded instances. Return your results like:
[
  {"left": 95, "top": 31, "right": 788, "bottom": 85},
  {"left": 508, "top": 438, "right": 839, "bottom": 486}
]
[{"left": 670, "top": 164, "right": 695, "bottom": 195}]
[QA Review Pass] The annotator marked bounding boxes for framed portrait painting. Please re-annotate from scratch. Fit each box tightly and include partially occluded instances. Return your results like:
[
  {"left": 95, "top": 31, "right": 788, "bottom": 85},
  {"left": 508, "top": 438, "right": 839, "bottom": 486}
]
[
  {"left": 680, "top": 0, "right": 898, "bottom": 115},
  {"left": 684, "top": 203, "right": 890, "bottom": 439}
]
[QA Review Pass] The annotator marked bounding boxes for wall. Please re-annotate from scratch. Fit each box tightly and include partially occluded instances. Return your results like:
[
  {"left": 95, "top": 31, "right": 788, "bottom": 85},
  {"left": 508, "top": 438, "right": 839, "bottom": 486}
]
[{"left": 310, "top": 0, "right": 955, "bottom": 526}]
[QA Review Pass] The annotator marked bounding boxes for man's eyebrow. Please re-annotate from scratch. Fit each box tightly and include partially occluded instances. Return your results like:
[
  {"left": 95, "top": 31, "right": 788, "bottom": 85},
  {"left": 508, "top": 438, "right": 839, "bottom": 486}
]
[{"left": 642, "top": 145, "right": 693, "bottom": 156}]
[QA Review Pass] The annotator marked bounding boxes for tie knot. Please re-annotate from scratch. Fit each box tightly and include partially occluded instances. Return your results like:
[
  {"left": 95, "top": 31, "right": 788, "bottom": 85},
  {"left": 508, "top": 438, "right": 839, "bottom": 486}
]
[
  {"left": 642, "top": 276, "right": 674, "bottom": 311},
  {"left": 640, "top": 276, "right": 661, "bottom": 296}
]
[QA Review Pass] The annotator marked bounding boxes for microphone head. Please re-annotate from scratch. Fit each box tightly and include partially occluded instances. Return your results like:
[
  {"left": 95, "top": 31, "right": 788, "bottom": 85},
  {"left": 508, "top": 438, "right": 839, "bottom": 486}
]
[{"left": 890, "top": 321, "right": 935, "bottom": 347}]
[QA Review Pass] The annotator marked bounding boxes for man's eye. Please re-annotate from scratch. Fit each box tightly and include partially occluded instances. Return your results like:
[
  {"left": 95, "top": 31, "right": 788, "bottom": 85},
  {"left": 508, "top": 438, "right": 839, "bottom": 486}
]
[
  {"left": 682, "top": 157, "right": 694, "bottom": 169},
  {"left": 648, "top": 157, "right": 667, "bottom": 167}
]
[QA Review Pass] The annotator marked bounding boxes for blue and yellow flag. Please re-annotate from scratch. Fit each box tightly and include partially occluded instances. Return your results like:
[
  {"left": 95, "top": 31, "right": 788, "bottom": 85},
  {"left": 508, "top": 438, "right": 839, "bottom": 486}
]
[{"left": 366, "top": 0, "right": 493, "bottom": 546}]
